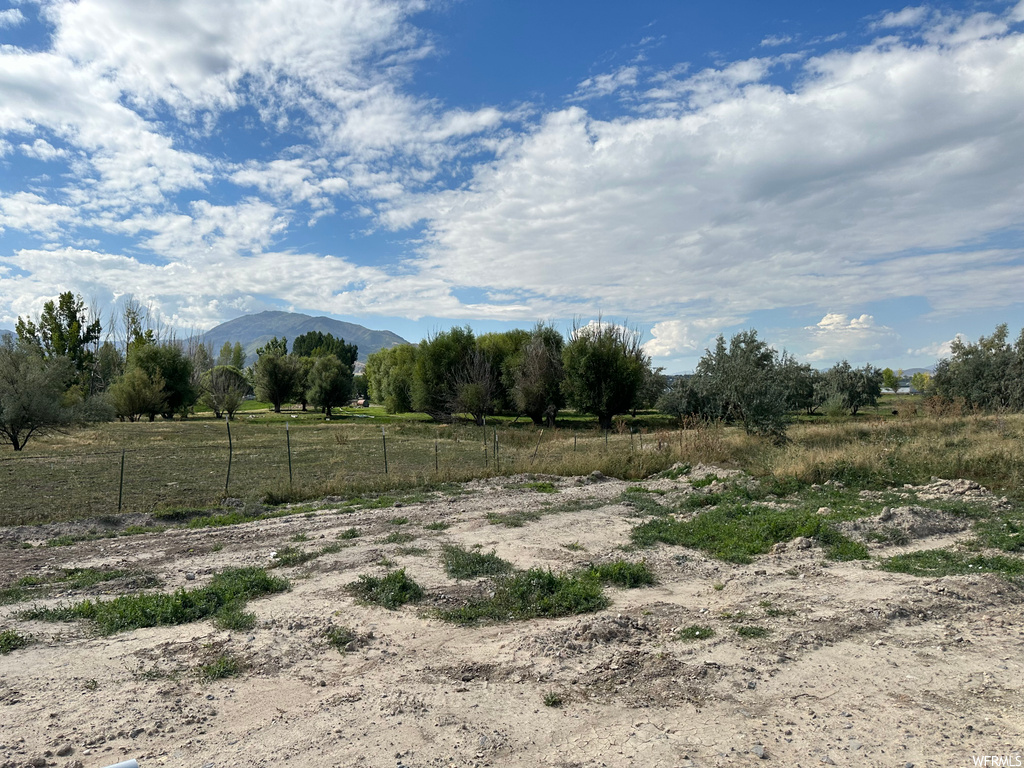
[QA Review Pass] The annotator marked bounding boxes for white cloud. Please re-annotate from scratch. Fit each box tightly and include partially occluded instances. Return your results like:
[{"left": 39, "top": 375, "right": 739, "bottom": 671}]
[
  {"left": 643, "top": 317, "right": 743, "bottom": 357},
  {"left": 19, "top": 138, "right": 67, "bottom": 161},
  {"left": 760, "top": 35, "right": 795, "bottom": 47},
  {"left": 571, "top": 66, "right": 639, "bottom": 101},
  {"left": 873, "top": 6, "right": 929, "bottom": 29},
  {"left": 907, "top": 334, "right": 965, "bottom": 359},
  {"left": 0, "top": 9, "right": 25, "bottom": 28},
  {"left": 803, "top": 313, "right": 897, "bottom": 361},
  {"left": 383, "top": 12, "right": 1024, "bottom": 327}
]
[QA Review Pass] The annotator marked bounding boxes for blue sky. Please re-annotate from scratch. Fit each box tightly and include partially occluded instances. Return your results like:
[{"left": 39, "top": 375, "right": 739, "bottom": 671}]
[{"left": 1, "top": 0, "right": 1023, "bottom": 372}]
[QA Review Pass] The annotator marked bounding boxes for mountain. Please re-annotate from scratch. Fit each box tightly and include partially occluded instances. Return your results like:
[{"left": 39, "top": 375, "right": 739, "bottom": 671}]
[{"left": 203, "top": 311, "right": 410, "bottom": 367}]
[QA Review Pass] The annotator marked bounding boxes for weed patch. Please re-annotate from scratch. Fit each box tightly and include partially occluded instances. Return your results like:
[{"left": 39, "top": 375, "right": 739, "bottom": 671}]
[
  {"left": 441, "top": 544, "right": 514, "bottom": 579},
  {"left": 734, "top": 625, "right": 770, "bottom": 639},
  {"left": 0, "top": 629, "right": 31, "bottom": 654},
  {"left": 675, "top": 624, "right": 714, "bottom": 641},
  {"left": 346, "top": 569, "right": 424, "bottom": 609},
  {"left": 21, "top": 567, "right": 288, "bottom": 634},
  {"left": 438, "top": 568, "right": 608, "bottom": 625},
  {"left": 585, "top": 560, "right": 656, "bottom": 588},
  {"left": 198, "top": 652, "right": 245, "bottom": 682},
  {"left": 880, "top": 550, "right": 1024, "bottom": 579}
]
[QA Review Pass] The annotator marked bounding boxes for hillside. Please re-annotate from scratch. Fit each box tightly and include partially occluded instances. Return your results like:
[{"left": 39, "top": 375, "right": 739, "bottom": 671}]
[{"left": 203, "top": 311, "right": 409, "bottom": 365}]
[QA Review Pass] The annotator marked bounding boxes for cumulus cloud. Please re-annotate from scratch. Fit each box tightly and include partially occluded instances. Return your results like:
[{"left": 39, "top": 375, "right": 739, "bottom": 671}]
[
  {"left": 760, "top": 34, "right": 795, "bottom": 47},
  {"left": 0, "top": 9, "right": 25, "bottom": 28},
  {"left": 643, "top": 317, "right": 743, "bottom": 358},
  {"left": 907, "top": 334, "right": 965, "bottom": 359},
  {"left": 802, "top": 313, "right": 898, "bottom": 361}
]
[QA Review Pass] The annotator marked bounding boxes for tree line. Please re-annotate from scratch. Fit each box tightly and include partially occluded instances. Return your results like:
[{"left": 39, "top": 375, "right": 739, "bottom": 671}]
[
  {"left": 3, "top": 291, "right": 1021, "bottom": 452},
  {"left": 0, "top": 292, "right": 361, "bottom": 449}
]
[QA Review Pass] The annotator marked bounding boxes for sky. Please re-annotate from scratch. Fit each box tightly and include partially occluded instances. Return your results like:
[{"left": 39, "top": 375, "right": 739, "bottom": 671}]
[{"left": 0, "top": 0, "right": 1023, "bottom": 373}]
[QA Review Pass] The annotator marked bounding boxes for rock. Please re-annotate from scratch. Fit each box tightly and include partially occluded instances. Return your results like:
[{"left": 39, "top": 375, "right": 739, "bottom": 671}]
[
  {"left": 26, "top": 758, "right": 47, "bottom": 768},
  {"left": 751, "top": 744, "right": 768, "bottom": 759},
  {"left": 792, "top": 537, "right": 812, "bottom": 550},
  {"left": 55, "top": 745, "right": 73, "bottom": 757},
  {"left": 821, "top": 756, "right": 835, "bottom": 765},
  {"left": 589, "top": 470, "right": 606, "bottom": 481},
  {"left": 184, "top": 572, "right": 196, "bottom": 581},
  {"left": 879, "top": 507, "right": 893, "bottom": 521}
]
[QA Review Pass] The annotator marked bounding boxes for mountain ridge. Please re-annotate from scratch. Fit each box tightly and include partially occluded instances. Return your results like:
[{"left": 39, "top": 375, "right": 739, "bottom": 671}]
[{"left": 203, "top": 311, "right": 410, "bottom": 366}]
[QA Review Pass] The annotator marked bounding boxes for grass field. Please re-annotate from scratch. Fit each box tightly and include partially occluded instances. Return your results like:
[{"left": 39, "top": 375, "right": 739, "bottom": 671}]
[{"left": 3, "top": 395, "right": 1024, "bottom": 527}]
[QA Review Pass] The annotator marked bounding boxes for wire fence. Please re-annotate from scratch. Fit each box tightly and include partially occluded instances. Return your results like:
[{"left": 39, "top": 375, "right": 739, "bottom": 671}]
[{"left": 1, "top": 419, "right": 689, "bottom": 526}]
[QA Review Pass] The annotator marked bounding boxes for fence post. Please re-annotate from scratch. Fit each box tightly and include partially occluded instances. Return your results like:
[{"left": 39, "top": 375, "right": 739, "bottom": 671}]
[
  {"left": 225, "top": 416, "right": 233, "bottom": 495},
  {"left": 286, "top": 422, "right": 293, "bottom": 487},
  {"left": 494, "top": 427, "right": 499, "bottom": 472},
  {"left": 531, "top": 429, "right": 544, "bottom": 464},
  {"left": 382, "top": 426, "right": 388, "bottom": 474},
  {"left": 117, "top": 449, "right": 125, "bottom": 513}
]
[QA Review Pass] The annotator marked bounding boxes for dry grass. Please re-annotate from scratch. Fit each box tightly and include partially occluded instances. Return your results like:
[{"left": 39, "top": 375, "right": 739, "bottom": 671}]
[{"left": 5, "top": 406, "right": 1024, "bottom": 526}]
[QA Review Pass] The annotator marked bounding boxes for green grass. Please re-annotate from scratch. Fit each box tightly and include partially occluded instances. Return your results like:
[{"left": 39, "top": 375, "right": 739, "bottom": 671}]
[
  {"left": 21, "top": 567, "right": 288, "bottom": 634},
  {"left": 346, "top": 569, "right": 424, "bottom": 609},
  {"left": 521, "top": 481, "right": 558, "bottom": 493},
  {"left": 972, "top": 513, "right": 1024, "bottom": 552},
  {"left": 0, "top": 629, "right": 32, "bottom": 654},
  {"left": 440, "top": 544, "right": 514, "bottom": 579},
  {"left": 880, "top": 549, "right": 1024, "bottom": 579},
  {"left": 734, "top": 625, "right": 770, "bottom": 639},
  {"left": 584, "top": 560, "right": 656, "bottom": 588},
  {"left": 631, "top": 501, "right": 869, "bottom": 564},
  {"left": 1, "top": 568, "right": 156, "bottom": 605},
  {"left": 271, "top": 545, "right": 319, "bottom": 567},
  {"left": 438, "top": 568, "right": 609, "bottom": 625},
  {"left": 543, "top": 692, "right": 564, "bottom": 707},
  {"left": 382, "top": 531, "right": 416, "bottom": 544},
  {"left": 675, "top": 624, "right": 715, "bottom": 641},
  {"left": 197, "top": 652, "right": 245, "bottom": 682},
  {"left": 486, "top": 509, "right": 543, "bottom": 527},
  {"left": 389, "top": 516, "right": 410, "bottom": 525},
  {"left": 337, "top": 527, "right": 361, "bottom": 539},
  {"left": 423, "top": 521, "right": 450, "bottom": 531},
  {"left": 325, "top": 626, "right": 358, "bottom": 653}
]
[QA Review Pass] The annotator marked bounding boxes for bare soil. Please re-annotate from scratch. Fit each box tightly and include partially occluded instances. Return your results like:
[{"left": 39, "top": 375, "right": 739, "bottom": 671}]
[{"left": 2, "top": 469, "right": 1022, "bottom": 768}]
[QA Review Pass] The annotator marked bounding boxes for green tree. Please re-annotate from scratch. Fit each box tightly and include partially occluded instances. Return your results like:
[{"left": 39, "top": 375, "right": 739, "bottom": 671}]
[
  {"left": 306, "top": 354, "right": 353, "bottom": 417},
  {"left": 820, "top": 361, "right": 883, "bottom": 415},
  {"left": 450, "top": 349, "right": 496, "bottom": 426},
  {"left": 199, "top": 365, "right": 249, "bottom": 419},
  {"left": 510, "top": 324, "right": 565, "bottom": 426},
  {"left": 477, "top": 329, "right": 530, "bottom": 413},
  {"left": 16, "top": 291, "right": 101, "bottom": 389},
  {"left": 108, "top": 366, "right": 166, "bottom": 422},
  {"left": 412, "top": 326, "right": 476, "bottom": 420},
  {"left": 365, "top": 344, "right": 417, "bottom": 413},
  {"left": 689, "top": 330, "right": 790, "bottom": 439},
  {"left": 292, "top": 331, "right": 358, "bottom": 369},
  {"left": 932, "top": 325, "right": 1019, "bottom": 411},
  {"left": 881, "top": 367, "right": 904, "bottom": 394},
  {"left": 130, "top": 343, "right": 197, "bottom": 419},
  {"left": 252, "top": 337, "right": 298, "bottom": 413},
  {"left": 0, "top": 337, "right": 76, "bottom": 450},
  {"left": 910, "top": 371, "right": 932, "bottom": 394},
  {"left": 561, "top": 320, "right": 647, "bottom": 430}
]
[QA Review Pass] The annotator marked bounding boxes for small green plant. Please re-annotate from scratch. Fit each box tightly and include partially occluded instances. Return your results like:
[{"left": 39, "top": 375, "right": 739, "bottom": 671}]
[
  {"left": 438, "top": 568, "right": 608, "bottom": 625},
  {"left": 524, "top": 481, "right": 558, "bottom": 493},
  {"left": 347, "top": 569, "right": 424, "bottom": 609},
  {"left": 712, "top": 582, "right": 725, "bottom": 591},
  {"left": 734, "top": 625, "right": 770, "bottom": 639},
  {"left": 83, "top": 678, "right": 99, "bottom": 690},
  {"left": 382, "top": 531, "right": 416, "bottom": 545},
  {"left": 290, "top": 532, "right": 309, "bottom": 542},
  {"left": 486, "top": 509, "right": 543, "bottom": 528},
  {"left": 198, "top": 652, "right": 245, "bottom": 682},
  {"left": 865, "top": 527, "right": 911, "bottom": 546},
  {"left": 337, "top": 528, "right": 360, "bottom": 539},
  {"left": 585, "top": 560, "right": 656, "bottom": 588},
  {"left": 271, "top": 545, "right": 317, "bottom": 568},
  {"left": 325, "top": 626, "right": 358, "bottom": 653},
  {"left": 441, "top": 544, "right": 514, "bottom": 579},
  {"left": 389, "top": 516, "right": 410, "bottom": 525},
  {"left": 759, "top": 600, "right": 796, "bottom": 617},
  {"left": 0, "top": 629, "right": 31, "bottom": 655},
  {"left": 562, "top": 541, "right": 586, "bottom": 552},
  {"left": 543, "top": 692, "right": 564, "bottom": 707},
  {"left": 675, "top": 624, "right": 714, "bottom": 641},
  {"left": 423, "top": 521, "right": 450, "bottom": 531},
  {"left": 21, "top": 567, "right": 288, "bottom": 634},
  {"left": 213, "top": 603, "right": 257, "bottom": 631}
]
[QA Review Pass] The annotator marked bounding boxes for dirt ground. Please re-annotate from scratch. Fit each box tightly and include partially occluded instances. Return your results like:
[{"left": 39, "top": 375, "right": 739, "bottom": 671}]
[{"left": 1, "top": 467, "right": 1022, "bottom": 768}]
